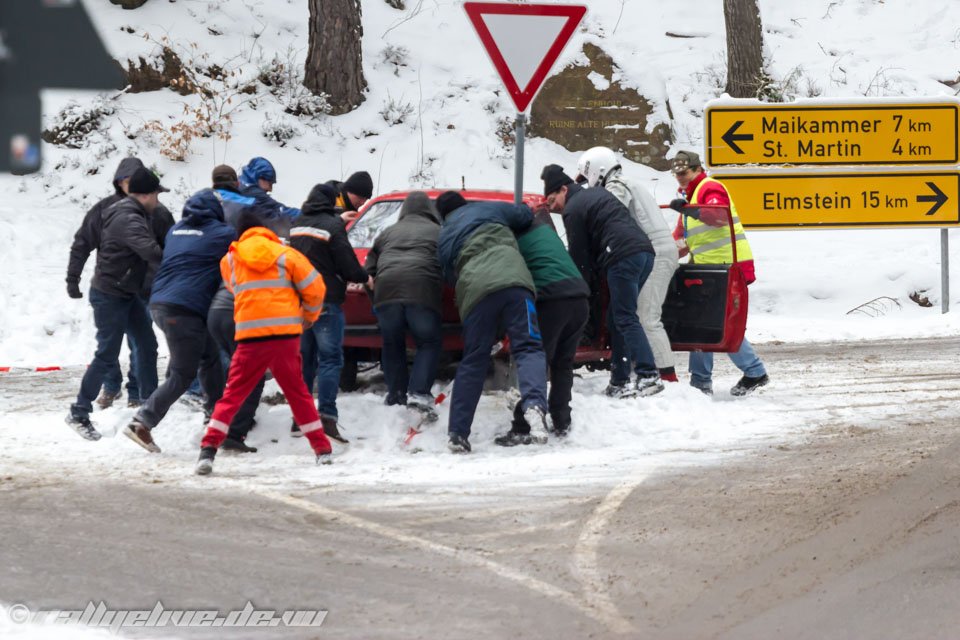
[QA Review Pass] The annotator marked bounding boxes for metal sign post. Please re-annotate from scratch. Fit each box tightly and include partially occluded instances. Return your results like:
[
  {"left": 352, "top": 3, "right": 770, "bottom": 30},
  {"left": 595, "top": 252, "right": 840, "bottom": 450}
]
[
  {"left": 514, "top": 112, "right": 526, "bottom": 205},
  {"left": 942, "top": 229, "right": 950, "bottom": 314}
]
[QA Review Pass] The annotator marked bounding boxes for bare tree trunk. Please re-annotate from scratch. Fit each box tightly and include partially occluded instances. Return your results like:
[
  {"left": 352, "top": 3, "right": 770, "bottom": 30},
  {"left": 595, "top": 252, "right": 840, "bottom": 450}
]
[
  {"left": 723, "top": 0, "right": 765, "bottom": 98},
  {"left": 304, "top": 0, "right": 366, "bottom": 115}
]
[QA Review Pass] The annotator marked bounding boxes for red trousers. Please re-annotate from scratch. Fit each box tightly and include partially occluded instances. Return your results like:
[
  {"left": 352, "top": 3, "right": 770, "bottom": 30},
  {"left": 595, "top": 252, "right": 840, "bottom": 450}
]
[{"left": 201, "top": 337, "right": 331, "bottom": 455}]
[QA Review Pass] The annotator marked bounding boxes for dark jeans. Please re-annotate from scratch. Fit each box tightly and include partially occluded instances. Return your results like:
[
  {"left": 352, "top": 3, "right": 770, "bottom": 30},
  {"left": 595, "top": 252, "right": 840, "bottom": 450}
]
[
  {"left": 301, "top": 302, "right": 344, "bottom": 419},
  {"left": 448, "top": 287, "right": 547, "bottom": 439},
  {"left": 536, "top": 297, "right": 589, "bottom": 431},
  {"left": 376, "top": 303, "right": 442, "bottom": 405},
  {"left": 607, "top": 251, "right": 657, "bottom": 383},
  {"left": 71, "top": 287, "right": 158, "bottom": 419},
  {"left": 136, "top": 307, "right": 224, "bottom": 430},
  {"left": 207, "top": 306, "right": 262, "bottom": 440},
  {"left": 103, "top": 334, "right": 140, "bottom": 400}
]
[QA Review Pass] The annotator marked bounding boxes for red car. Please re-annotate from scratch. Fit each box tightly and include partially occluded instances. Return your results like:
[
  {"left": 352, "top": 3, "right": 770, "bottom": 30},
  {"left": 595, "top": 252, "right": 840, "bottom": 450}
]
[{"left": 339, "top": 189, "right": 747, "bottom": 389}]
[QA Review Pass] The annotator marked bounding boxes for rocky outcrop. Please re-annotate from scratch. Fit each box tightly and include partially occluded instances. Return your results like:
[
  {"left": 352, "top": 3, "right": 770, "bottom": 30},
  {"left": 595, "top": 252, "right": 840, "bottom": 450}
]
[{"left": 529, "top": 43, "right": 674, "bottom": 171}]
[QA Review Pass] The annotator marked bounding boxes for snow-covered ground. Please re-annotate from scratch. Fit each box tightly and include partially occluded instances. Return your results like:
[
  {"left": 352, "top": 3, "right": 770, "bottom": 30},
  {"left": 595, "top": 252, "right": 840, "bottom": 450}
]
[{"left": 4, "top": 1, "right": 960, "bottom": 636}]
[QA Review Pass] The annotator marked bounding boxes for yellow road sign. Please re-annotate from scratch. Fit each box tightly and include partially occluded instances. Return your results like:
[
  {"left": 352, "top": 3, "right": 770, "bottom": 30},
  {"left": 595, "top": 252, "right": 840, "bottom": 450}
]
[
  {"left": 713, "top": 172, "right": 960, "bottom": 229},
  {"left": 706, "top": 101, "right": 960, "bottom": 167}
]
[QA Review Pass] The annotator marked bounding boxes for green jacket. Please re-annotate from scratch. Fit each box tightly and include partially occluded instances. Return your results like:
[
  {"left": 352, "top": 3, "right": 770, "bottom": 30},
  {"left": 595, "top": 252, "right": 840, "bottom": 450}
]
[
  {"left": 516, "top": 217, "right": 589, "bottom": 302},
  {"left": 455, "top": 224, "right": 534, "bottom": 319}
]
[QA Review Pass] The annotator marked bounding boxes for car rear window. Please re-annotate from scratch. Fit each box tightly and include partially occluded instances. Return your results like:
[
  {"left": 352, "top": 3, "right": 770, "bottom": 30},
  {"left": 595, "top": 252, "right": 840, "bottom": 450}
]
[{"left": 347, "top": 200, "right": 403, "bottom": 248}]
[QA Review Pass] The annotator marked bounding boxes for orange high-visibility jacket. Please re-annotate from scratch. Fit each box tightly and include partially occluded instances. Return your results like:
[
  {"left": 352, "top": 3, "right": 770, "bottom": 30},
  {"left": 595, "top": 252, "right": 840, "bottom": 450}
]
[{"left": 221, "top": 227, "right": 326, "bottom": 341}]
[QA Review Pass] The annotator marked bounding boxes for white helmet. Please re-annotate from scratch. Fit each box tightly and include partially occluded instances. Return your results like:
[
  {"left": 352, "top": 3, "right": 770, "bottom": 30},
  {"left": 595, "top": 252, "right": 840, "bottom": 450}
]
[{"left": 576, "top": 146, "right": 619, "bottom": 187}]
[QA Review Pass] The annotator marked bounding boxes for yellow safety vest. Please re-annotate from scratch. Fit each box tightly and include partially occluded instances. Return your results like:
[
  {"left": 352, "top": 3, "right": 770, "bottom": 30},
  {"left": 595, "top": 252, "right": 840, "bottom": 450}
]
[{"left": 684, "top": 177, "right": 753, "bottom": 265}]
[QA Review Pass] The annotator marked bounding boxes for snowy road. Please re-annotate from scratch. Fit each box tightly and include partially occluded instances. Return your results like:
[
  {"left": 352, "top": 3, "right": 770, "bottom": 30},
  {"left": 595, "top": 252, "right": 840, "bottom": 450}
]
[{"left": 1, "top": 337, "right": 959, "bottom": 639}]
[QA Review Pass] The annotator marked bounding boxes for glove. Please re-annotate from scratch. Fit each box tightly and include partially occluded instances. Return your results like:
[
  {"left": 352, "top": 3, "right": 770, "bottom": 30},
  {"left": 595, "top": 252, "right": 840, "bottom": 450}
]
[
  {"left": 67, "top": 280, "right": 83, "bottom": 299},
  {"left": 669, "top": 198, "right": 687, "bottom": 212}
]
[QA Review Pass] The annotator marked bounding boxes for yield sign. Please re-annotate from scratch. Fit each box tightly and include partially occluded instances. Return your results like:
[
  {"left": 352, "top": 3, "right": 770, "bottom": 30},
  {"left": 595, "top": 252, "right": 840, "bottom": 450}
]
[{"left": 464, "top": 2, "right": 586, "bottom": 113}]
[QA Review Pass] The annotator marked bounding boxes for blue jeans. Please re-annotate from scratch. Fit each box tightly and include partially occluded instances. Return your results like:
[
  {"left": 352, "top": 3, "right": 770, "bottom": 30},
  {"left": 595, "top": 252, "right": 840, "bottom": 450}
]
[
  {"left": 71, "top": 287, "right": 158, "bottom": 419},
  {"left": 102, "top": 334, "right": 140, "bottom": 400},
  {"left": 689, "top": 338, "right": 766, "bottom": 391},
  {"left": 301, "top": 302, "right": 344, "bottom": 419},
  {"left": 449, "top": 287, "right": 547, "bottom": 439},
  {"left": 606, "top": 251, "right": 657, "bottom": 381},
  {"left": 376, "top": 303, "right": 442, "bottom": 405}
]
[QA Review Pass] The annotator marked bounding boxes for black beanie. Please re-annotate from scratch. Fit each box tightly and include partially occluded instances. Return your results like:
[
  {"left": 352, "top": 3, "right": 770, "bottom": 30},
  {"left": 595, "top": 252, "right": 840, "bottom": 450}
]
[
  {"left": 436, "top": 191, "right": 468, "bottom": 219},
  {"left": 236, "top": 210, "right": 266, "bottom": 237},
  {"left": 306, "top": 182, "right": 338, "bottom": 205},
  {"left": 128, "top": 167, "right": 169, "bottom": 194},
  {"left": 541, "top": 164, "right": 573, "bottom": 197},
  {"left": 343, "top": 171, "right": 374, "bottom": 199}
]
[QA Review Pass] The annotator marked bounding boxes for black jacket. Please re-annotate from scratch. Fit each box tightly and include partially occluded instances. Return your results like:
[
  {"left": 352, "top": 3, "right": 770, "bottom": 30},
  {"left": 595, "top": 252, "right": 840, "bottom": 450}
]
[
  {"left": 561, "top": 182, "right": 654, "bottom": 278},
  {"left": 91, "top": 197, "right": 165, "bottom": 298},
  {"left": 364, "top": 192, "right": 442, "bottom": 312},
  {"left": 66, "top": 157, "right": 173, "bottom": 286},
  {"left": 289, "top": 192, "right": 368, "bottom": 305}
]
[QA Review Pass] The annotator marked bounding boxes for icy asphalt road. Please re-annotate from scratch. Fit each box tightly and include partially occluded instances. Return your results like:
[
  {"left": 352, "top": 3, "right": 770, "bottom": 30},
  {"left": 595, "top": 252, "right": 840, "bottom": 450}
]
[{"left": 1, "top": 338, "right": 959, "bottom": 639}]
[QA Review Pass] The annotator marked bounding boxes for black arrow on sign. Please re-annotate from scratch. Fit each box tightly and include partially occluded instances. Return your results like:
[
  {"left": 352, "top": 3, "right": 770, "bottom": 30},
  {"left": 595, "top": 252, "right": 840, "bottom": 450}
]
[
  {"left": 917, "top": 182, "right": 948, "bottom": 216},
  {"left": 721, "top": 120, "right": 754, "bottom": 155}
]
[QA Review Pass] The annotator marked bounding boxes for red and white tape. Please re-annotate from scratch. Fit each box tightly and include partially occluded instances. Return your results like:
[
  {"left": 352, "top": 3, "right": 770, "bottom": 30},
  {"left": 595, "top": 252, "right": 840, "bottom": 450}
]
[{"left": 0, "top": 364, "right": 87, "bottom": 374}]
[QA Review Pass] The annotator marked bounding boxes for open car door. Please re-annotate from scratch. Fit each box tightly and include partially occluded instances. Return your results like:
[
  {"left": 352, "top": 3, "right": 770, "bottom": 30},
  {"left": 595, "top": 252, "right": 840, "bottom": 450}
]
[{"left": 662, "top": 204, "right": 749, "bottom": 353}]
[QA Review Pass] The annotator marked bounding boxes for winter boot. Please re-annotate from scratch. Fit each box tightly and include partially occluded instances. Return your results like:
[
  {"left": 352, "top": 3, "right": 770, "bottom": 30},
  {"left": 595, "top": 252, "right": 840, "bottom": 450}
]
[
  {"left": 221, "top": 436, "right": 258, "bottom": 453},
  {"left": 494, "top": 430, "right": 533, "bottom": 446},
  {"left": 730, "top": 373, "right": 769, "bottom": 397},
  {"left": 604, "top": 382, "right": 638, "bottom": 399},
  {"left": 65, "top": 413, "right": 101, "bottom": 441},
  {"left": 448, "top": 433, "right": 471, "bottom": 453},
  {"left": 407, "top": 394, "right": 438, "bottom": 423},
  {"left": 195, "top": 447, "right": 216, "bottom": 476},
  {"left": 522, "top": 406, "right": 549, "bottom": 445},
  {"left": 95, "top": 389, "right": 121, "bottom": 409},
  {"left": 321, "top": 416, "right": 349, "bottom": 445},
  {"left": 551, "top": 419, "right": 571, "bottom": 437},
  {"left": 635, "top": 376, "right": 665, "bottom": 397},
  {"left": 123, "top": 418, "right": 161, "bottom": 453},
  {"left": 127, "top": 398, "right": 142, "bottom": 409}
]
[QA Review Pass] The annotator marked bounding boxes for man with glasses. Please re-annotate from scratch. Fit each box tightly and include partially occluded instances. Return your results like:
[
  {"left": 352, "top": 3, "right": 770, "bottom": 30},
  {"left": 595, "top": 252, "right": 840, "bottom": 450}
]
[{"left": 669, "top": 150, "right": 769, "bottom": 396}]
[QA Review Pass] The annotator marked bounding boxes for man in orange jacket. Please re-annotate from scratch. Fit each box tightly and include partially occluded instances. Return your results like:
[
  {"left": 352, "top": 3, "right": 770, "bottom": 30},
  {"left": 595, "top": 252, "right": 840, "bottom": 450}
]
[{"left": 196, "top": 212, "right": 333, "bottom": 475}]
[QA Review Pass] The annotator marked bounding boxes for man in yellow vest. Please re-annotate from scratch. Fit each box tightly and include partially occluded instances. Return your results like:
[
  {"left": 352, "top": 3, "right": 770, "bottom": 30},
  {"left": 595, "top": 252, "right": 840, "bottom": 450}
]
[{"left": 669, "top": 150, "right": 769, "bottom": 397}]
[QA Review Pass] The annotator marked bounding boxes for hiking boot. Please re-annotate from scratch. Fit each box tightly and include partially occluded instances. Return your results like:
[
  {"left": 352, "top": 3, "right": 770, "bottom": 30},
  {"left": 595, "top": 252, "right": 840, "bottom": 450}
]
[
  {"left": 522, "top": 406, "right": 549, "bottom": 445},
  {"left": 321, "top": 416, "right": 349, "bottom": 444},
  {"left": 635, "top": 376, "right": 665, "bottom": 397},
  {"left": 95, "top": 389, "right": 121, "bottom": 409},
  {"left": 691, "top": 383, "right": 714, "bottom": 396},
  {"left": 494, "top": 429, "right": 532, "bottom": 447},
  {"left": 448, "top": 433, "right": 471, "bottom": 453},
  {"left": 730, "top": 373, "right": 769, "bottom": 397},
  {"left": 604, "top": 383, "right": 638, "bottom": 399},
  {"left": 407, "top": 394, "right": 438, "bottom": 423},
  {"left": 127, "top": 398, "right": 142, "bottom": 409},
  {"left": 221, "top": 437, "right": 258, "bottom": 453},
  {"left": 65, "top": 413, "right": 101, "bottom": 441},
  {"left": 195, "top": 447, "right": 216, "bottom": 476},
  {"left": 551, "top": 419, "right": 571, "bottom": 437},
  {"left": 123, "top": 419, "right": 161, "bottom": 453}
]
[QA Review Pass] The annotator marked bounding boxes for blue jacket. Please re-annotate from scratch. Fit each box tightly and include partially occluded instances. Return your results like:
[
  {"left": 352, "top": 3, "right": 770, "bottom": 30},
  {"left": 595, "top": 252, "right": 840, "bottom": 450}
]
[
  {"left": 149, "top": 189, "right": 237, "bottom": 316},
  {"left": 437, "top": 201, "right": 535, "bottom": 318},
  {"left": 239, "top": 157, "right": 300, "bottom": 219}
]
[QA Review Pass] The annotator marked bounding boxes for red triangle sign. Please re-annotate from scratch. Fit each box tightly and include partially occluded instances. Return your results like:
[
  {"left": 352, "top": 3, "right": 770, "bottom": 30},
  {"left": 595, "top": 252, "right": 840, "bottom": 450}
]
[{"left": 464, "top": 2, "right": 587, "bottom": 113}]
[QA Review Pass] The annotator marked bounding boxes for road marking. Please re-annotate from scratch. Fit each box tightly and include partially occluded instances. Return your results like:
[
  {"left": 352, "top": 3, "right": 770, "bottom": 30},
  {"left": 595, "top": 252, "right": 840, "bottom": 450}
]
[
  {"left": 572, "top": 471, "right": 652, "bottom": 634},
  {"left": 253, "top": 488, "right": 634, "bottom": 634}
]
